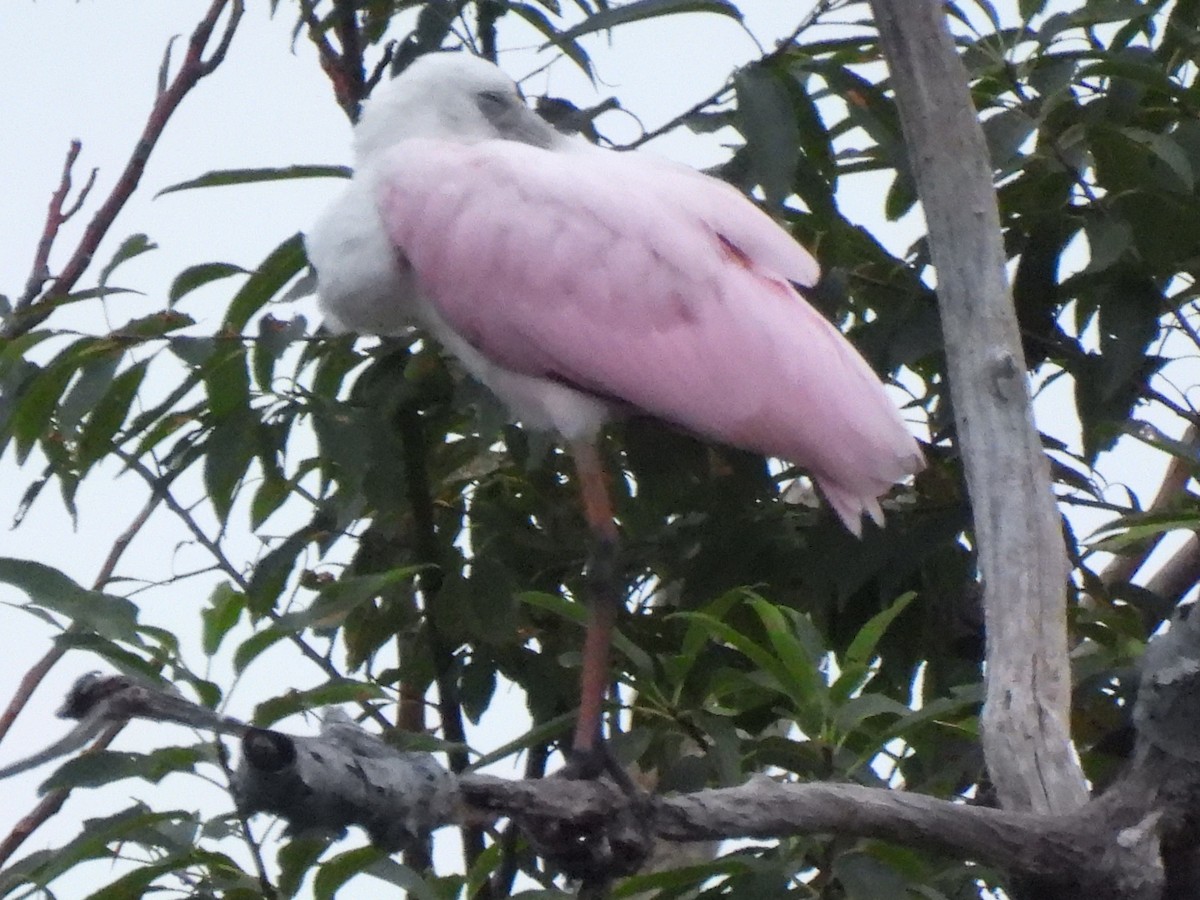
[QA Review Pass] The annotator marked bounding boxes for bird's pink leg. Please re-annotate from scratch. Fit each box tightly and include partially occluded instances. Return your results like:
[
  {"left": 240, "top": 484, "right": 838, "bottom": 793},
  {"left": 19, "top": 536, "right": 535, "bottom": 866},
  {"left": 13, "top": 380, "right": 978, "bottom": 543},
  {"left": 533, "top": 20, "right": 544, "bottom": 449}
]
[{"left": 569, "top": 441, "right": 622, "bottom": 763}]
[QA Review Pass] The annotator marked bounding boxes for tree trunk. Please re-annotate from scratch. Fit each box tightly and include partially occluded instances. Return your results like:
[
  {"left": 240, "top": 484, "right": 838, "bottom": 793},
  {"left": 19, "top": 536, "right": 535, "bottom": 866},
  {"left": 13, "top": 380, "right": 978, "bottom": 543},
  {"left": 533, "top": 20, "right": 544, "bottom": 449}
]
[{"left": 867, "top": 0, "right": 1088, "bottom": 814}]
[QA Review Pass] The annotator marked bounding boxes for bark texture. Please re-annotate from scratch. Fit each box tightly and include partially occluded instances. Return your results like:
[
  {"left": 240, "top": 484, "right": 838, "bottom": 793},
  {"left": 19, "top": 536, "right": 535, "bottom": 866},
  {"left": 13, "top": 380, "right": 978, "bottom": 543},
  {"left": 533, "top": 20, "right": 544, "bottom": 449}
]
[
  {"left": 867, "top": 0, "right": 1089, "bottom": 814},
  {"left": 19, "top": 650, "right": 1200, "bottom": 898}
]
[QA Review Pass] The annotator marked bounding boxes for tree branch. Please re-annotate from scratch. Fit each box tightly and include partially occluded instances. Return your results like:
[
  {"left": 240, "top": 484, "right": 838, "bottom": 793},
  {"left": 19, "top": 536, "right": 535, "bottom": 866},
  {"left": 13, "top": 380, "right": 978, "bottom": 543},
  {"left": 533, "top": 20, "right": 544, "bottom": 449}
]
[
  {"left": 0, "top": 473, "right": 164, "bottom": 748},
  {"left": 299, "top": 0, "right": 366, "bottom": 122},
  {"left": 15, "top": 141, "right": 96, "bottom": 313},
  {"left": 867, "top": 0, "right": 1088, "bottom": 813},
  {"left": 2, "top": 0, "right": 244, "bottom": 340},
  {"left": 1099, "top": 423, "right": 1200, "bottom": 593},
  {"left": 18, "top": 635, "right": 1200, "bottom": 900},
  {"left": 0, "top": 722, "right": 123, "bottom": 868}
]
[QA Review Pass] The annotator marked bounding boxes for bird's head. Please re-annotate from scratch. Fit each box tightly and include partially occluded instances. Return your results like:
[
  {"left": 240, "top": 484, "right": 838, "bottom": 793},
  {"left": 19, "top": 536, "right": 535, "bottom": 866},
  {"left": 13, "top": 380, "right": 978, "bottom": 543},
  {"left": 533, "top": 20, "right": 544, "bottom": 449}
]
[{"left": 354, "top": 53, "right": 558, "bottom": 161}]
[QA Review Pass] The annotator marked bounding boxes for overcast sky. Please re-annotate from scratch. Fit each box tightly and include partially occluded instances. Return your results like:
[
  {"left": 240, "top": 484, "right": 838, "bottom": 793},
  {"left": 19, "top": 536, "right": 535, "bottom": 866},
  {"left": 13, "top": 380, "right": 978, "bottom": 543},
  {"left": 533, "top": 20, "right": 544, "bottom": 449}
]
[
  {"left": 0, "top": 1, "right": 1186, "bottom": 896},
  {"left": 0, "top": 2, "right": 829, "bottom": 894}
]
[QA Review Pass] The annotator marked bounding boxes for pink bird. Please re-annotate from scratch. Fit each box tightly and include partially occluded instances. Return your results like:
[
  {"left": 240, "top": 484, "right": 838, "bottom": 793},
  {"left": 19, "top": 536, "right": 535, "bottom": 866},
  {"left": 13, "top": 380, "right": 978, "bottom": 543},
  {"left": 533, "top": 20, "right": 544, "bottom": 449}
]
[{"left": 307, "top": 53, "right": 924, "bottom": 775}]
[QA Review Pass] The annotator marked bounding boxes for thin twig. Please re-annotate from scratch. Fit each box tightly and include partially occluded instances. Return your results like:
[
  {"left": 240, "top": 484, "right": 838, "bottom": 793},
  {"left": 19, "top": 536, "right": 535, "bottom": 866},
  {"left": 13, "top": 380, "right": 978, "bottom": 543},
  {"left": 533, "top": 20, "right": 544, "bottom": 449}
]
[
  {"left": 364, "top": 41, "right": 398, "bottom": 92},
  {"left": 1099, "top": 424, "right": 1199, "bottom": 591},
  {"left": 619, "top": 3, "right": 829, "bottom": 151},
  {"left": 216, "top": 738, "right": 277, "bottom": 897},
  {"left": 332, "top": 0, "right": 365, "bottom": 102},
  {"left": 299, "top": 0, "right": 364, "bottom": 122},
  {"left": 0, "top": 723, "right": 123, "bottom": 867},
  {"left": 3, "top": 0, "right": 244, "bottom": 340},
  {"left": 14, "top": 141, "right": 95, "bottom": 314},
  {"left": 0, "top": 482, "right": 165, "bottom": 747},
  {"left": 115, "top": 450, "right": 393, "bottom": 731}
]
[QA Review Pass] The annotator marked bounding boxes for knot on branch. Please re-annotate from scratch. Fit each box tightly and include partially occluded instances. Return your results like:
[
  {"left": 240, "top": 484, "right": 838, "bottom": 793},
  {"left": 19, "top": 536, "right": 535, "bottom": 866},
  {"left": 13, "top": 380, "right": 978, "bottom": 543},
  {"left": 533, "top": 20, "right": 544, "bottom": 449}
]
[
  {"left": 232, "top": 709, "right": 457, "bottom": 854},
  {"left": 519, "top": 783, "right": 654, "bottom": 882},
  {"left": 1135, "top": 605, "right": 1200, "bottom": 761}
]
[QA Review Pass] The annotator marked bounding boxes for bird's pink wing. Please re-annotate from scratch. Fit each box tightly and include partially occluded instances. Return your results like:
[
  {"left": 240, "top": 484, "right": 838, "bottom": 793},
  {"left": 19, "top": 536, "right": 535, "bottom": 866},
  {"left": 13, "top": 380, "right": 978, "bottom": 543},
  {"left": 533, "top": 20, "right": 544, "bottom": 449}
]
[{"left": 373, "top": 138, "right": 922, "bottom": 531}]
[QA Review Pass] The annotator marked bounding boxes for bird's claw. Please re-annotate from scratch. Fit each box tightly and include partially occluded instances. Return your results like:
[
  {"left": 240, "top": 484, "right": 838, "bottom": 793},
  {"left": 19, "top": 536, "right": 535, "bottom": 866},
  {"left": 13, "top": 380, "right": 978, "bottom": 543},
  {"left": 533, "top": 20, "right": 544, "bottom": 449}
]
[{"left": 562, "top": 740, "right": 639, "bottom": 796}]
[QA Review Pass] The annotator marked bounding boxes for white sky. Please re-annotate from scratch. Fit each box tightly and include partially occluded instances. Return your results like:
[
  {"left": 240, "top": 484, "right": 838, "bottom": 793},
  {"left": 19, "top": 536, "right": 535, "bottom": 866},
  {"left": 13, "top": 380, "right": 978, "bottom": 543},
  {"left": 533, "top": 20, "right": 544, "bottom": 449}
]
[
  {"left": 0, "top": 1, "right": 1187, "bottom": 896},
  {"left": 0, "top": 2, "right": 832, "bottom": 895}
]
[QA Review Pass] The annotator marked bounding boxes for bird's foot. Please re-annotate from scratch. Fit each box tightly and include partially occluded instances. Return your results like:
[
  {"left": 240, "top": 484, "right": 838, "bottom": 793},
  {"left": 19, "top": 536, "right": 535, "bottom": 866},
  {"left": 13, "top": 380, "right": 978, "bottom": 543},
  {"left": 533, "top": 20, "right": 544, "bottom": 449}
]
[{"left": 562, "top": 740, "right": 639, "bottom": 796}]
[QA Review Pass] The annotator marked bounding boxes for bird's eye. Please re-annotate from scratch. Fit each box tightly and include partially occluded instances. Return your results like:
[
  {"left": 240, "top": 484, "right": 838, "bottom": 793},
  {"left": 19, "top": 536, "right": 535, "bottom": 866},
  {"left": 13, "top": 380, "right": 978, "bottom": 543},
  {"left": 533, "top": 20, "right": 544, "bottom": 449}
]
[{"left": 478, "top": 90, "right": 512, "bottom": 110}]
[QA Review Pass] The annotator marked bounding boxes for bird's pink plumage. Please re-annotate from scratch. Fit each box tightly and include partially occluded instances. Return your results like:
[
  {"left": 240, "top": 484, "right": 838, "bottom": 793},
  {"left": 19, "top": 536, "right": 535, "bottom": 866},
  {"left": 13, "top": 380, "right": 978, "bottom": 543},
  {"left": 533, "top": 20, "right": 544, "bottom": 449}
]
[{"left": 372, "top": 137, "right": 922, "bottom": 532}]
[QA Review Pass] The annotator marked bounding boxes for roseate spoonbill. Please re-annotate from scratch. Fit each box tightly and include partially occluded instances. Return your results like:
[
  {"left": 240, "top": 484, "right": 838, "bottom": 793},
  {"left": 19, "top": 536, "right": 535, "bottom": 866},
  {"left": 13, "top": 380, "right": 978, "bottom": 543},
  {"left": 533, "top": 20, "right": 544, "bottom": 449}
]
[{"left": 307, "top": 52, "right": 924, "bottom": 775}]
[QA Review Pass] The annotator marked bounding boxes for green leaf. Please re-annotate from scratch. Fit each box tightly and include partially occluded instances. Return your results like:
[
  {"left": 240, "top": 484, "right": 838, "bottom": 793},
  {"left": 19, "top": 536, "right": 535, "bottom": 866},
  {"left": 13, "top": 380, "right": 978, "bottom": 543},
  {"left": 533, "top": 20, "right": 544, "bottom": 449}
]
[
  {"left": 1088, "top": 511, "right": 1200, "bottom": 552},
  {"left": 277, "top": 837, "right": 327, "bottom": 898},
  {"left": 156, "top": 165, "right": 351, "bottom": 197},
  {"left": 8, "top": 337, "right": 95, "bottom": 461},
  {"left": 250, "top": 464, "right": 292, "bottom": 530},
  {"left": 509, "top": 3, "right": 593, "bottom": 76},
  {"left": 517, "top": 590, "right": 653, "bottom": 675},
  {"left": 253, "top": 679, "right": 385, "bottom": 727},
  {"left": 223, "top": 233, "right": 308, "bottom": 334},
  {"left": 461, "top": 654, "right": 498, "bottom": 725},
  {"left": 1120, "top": 126, "right": 1194, "bottom": 192},
  {"left": 98, "top": 234, "right": 157, "bottom": 292},
  {"left": 78, "top": 360, "right": 149, "bottom": 470},
  {"left": 313, "top": 847, "right": 441, "bottom": 900},
  {"left": 233, "top": 626, "right": 288, "bottom": 675},
  {"left": 547, "top": 0, "right": 742, "bottom": 46},
  {"left": 1083, "top": 213, "right": 1134, "bottom": 274},
  {"left": 747, "top": 597, "right": 826, "bottom": 709},
  {"left": 169, "top": 262, "right": 248, "bottom": 305},
  {"left": 201, "top": 342, "right": 250, "bottom": 421},
  {"left": 82, "top": 859, "right": 192, "bottom": 900},
  {"left": 0, "top": 558, "right": 138, "bottom": 641},
  {"left": 253, "top": 313, "right": 308, "bottom": 391},
  {"left": 246, "top": 527, "right": 319, "bottom": 617},
  {"left": 832, "top": 693, "right": 911, "bottom": 737},
  {"left": 0, "top": 804, "right": 189, "bottom": 895},
  {"left": 57, "top": 352, "right": 121, "bottom": 439},
  {"left": 201, "top": 582, "right": 244, "bottom": 656},
  {"left": 845, "top": 592, "right": 918, "bottom": 668},
  {"left": 734, "top": 63, "right": 800, "bottom": 207},
  {"left": 55, "top": 631, "right": 160, "bottom": 680},
  {"left": 41, "top": 746, "right": 209, "bottom": 793},
  {"left": 279, "top": 567, "right": 424, "bottom": 631},
  {"left": 467, "top": 712, "right": 575, "bottom": 771},
  {"left": 833, "top": 849, "right": 911, "bottom": 900},
  {"left": 982, "top": 108, "right": 1036, "bottom": 172},
  {"left": 203, "top": 408, "right": 257, "bottom": 521},
  {"left": 1019, "top": 0, "right": 1049, "bottom": 20},
  {"left": 114, "top": 309, "right": 195, "bottom": 339},
  {"left": 672, "top": 601, "right": 827, "bottom": 728}
]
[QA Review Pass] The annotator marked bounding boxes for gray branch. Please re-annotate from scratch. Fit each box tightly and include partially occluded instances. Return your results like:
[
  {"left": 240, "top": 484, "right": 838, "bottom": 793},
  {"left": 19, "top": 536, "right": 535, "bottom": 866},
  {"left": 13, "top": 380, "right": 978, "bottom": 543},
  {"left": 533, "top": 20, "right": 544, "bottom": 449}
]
[
  {"left": 7, "top": 634, "right": 1200, "bottom": 899},
  {"left": 866, "top": 0, "right": 1088, "bottom": 813}
]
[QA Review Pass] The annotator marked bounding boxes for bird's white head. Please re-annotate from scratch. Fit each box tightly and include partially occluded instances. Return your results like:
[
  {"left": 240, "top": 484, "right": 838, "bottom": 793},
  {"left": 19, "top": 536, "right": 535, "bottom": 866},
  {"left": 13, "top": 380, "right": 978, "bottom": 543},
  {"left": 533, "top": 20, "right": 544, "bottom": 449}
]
[{"left": 353, "top": 53, "right": 558, "bottom": 162}]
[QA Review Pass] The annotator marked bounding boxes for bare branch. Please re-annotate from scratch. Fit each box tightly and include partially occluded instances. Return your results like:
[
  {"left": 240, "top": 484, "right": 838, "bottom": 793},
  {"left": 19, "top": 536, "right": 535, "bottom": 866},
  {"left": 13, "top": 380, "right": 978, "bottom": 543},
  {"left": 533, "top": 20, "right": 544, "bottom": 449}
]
[
  {"left": 16, "top": 654, "right": 1200, "bottom": 900},
  {"left": 867, "top": 0, "right": 1088, "bottom": 812},
  {"left": 0, "top": 484, "right": 164, "bottom": 748},
  {"left": 0, "top": 648, "right": 67, "bottom": 751},
  {"left": 114, "top": 450, "right": 394, "bottom": 732},
  {"left": 0, "top": 722, "right": 123, "bottom": 868},
  {"left": 15, "top": 141, "right": 95, "bottom": 314},
  {"left": 299, "top": 0, "right": 365, "bottom": 122},
  {"left": 1143, "top": 535, "right": 1200, "bottom": 607},
  {"left": 1100, "top": 423, "right": 1200, "bottom": 591},
  {"left": 619, "top": 4, "right": 830, "bottom": 152},
  {"left": 2, "top": 0, "right": 245, "bottom": 340}
]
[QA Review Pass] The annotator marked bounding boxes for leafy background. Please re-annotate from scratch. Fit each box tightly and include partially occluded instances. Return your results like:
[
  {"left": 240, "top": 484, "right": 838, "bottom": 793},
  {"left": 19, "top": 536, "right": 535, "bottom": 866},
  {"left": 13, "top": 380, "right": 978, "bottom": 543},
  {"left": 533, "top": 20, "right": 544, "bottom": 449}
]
[{"left": 1, "top": 0, "right": 1197, "bottom": 897}]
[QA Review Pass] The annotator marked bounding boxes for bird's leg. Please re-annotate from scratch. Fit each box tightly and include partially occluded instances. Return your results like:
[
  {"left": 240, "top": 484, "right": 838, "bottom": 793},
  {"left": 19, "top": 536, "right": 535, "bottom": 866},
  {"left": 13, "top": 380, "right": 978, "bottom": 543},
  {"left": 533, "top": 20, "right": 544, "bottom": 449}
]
[{"left": 564, "top": 441, "right": 635, "bottom": 791}]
